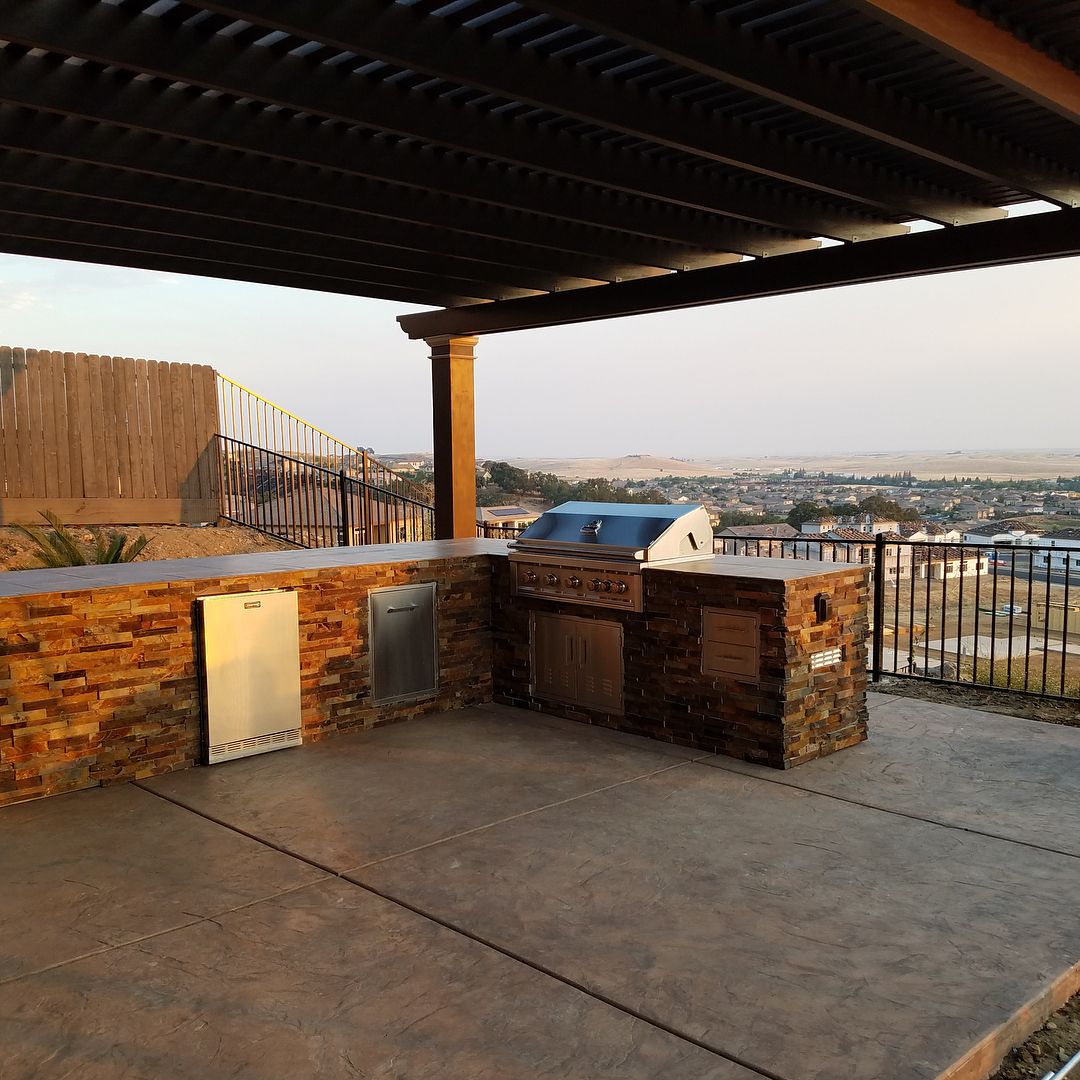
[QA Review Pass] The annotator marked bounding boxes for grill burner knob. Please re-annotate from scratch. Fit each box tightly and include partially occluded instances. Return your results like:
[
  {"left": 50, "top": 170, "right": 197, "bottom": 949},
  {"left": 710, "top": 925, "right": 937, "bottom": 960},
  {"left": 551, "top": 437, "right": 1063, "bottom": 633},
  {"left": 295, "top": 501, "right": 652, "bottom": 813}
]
[
  {"left": 612, "top": 580, "right": 628, "bottom": 595},
  {"left": 565, "top": 576, "right": 581, "bottom": 588},
  {"left": 588, "top": 579, "right": 602, "bottom": 591},
  {"left": 521, "top": 570, "right": 538, "bottom": 584},
  {"left": 545, "top": 573, "right": 559, "bottom": 586},
  {"left": 601, "top": 579, "right": 613, "bottom": 592}
]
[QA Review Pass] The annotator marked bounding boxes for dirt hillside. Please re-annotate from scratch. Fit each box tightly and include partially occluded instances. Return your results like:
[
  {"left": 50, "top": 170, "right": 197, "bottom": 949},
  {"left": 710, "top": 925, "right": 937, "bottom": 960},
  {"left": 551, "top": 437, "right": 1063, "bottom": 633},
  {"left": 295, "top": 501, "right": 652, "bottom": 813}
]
[{"left": 0, "top": 523, "right": 295, "bottom": 572}]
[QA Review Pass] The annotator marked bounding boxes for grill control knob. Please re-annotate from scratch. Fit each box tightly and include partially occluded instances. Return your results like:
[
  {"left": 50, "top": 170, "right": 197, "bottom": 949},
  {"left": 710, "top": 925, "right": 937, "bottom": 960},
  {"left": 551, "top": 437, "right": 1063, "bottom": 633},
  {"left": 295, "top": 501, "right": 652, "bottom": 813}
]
[
  {"left": 601, "top": 579, "right": 613, "bottom": 592},
  {"left": 588, "top": 579, "right": 602, "bottom": 591},
  {"left": 521, "top": 570, "right": 538, "bottom": 584},
  {"left": 545, "top": 573, "right": 559, "bottom": 586},
  {"left": 565, "top": 576, "right": 581, "bottom": 588},
  {"left": 612, "top": 580, "right": 628, "bottom": 595}
]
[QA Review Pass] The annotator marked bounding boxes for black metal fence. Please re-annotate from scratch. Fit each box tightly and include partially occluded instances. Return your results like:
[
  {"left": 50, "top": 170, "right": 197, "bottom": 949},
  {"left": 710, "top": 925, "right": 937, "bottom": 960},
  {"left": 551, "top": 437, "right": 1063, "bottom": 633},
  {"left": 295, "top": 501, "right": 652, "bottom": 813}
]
[
  {"left": 715, "top": 534, "right": 1080, "bottom": 700},
  {"left": 477, "top": 523, "right": 526, "bottom": 540},
  {"left": 218, "top": 436, "right": 434, "bottom": 548}
]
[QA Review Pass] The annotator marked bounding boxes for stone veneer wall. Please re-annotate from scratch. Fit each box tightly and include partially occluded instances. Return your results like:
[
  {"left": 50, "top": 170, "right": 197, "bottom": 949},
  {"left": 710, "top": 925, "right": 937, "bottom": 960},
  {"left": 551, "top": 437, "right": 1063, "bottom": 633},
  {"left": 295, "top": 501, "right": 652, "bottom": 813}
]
[
  {"left": 492, "top": 559, "right": 869, "bottom": 768},
  {"left": 0, "top": 554, "right": 492, "bottom": 807}
]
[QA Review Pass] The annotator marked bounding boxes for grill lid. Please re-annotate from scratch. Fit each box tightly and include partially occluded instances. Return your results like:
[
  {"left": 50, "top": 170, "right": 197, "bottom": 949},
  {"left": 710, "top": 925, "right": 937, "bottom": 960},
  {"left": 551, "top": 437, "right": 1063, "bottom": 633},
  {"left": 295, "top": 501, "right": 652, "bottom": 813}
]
[{"left": 510, "top": 501, "right": 712, "bottom": 563}]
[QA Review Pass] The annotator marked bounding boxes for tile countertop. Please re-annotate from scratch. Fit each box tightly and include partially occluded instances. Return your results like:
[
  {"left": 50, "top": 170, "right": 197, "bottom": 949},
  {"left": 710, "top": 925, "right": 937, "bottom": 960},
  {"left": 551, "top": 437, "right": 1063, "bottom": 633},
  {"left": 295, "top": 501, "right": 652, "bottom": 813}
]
[
  {"left": 654, "top": 554, "right": 871, "bottom": 583},
  {"left": 0, "top": 538, "right": 511, "bottom": 600},
  {"left": 0, "top": 541, "right": 865, "bottom": 600}
]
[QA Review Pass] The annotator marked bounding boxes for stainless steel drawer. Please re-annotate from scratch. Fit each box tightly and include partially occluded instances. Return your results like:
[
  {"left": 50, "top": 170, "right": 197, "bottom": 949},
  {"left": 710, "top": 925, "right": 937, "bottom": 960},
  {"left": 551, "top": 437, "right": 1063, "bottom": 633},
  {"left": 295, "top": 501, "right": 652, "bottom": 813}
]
[{"left": 702, "top": 607, "right": 760, "bottom": 682}]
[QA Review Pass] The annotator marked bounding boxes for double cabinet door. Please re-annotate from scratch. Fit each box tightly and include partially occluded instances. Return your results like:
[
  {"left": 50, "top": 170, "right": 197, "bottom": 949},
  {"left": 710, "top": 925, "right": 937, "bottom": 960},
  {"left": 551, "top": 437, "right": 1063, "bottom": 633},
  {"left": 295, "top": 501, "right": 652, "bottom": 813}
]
[{"left": 530, "top": 611, "right": 623, "bottom": 714}]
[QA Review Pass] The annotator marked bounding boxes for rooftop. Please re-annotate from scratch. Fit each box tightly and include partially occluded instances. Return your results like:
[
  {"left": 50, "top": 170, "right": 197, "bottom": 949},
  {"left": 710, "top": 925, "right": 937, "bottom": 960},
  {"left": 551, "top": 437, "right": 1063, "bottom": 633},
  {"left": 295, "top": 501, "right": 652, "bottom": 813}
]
[{"left": 5, "top": 692, "right": 1080, "bottom": 1080}]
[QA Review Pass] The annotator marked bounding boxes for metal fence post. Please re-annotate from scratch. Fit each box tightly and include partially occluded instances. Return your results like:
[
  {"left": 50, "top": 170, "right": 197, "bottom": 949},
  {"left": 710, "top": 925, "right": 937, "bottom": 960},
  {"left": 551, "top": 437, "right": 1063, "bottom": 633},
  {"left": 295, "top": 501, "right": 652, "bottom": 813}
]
[
  {"left": 338, "top": 469, "right": 349, "bottom": 547},
  {"left": 872, "top": 533, "right": 885, "bottom": 682}
]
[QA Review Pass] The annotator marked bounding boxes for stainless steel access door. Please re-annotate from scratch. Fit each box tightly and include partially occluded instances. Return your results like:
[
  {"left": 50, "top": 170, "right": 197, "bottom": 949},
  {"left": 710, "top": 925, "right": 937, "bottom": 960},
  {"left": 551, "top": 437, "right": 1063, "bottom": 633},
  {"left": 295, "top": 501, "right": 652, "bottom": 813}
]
[
  {"left": 197, "top": 589, "right": 303, "bottom": 765},
  {"left": 530, "top": 611, "right": 623, "bottom": 713},
  {"left": 369, "top": 581, "right": 438, "bottom": 705}
]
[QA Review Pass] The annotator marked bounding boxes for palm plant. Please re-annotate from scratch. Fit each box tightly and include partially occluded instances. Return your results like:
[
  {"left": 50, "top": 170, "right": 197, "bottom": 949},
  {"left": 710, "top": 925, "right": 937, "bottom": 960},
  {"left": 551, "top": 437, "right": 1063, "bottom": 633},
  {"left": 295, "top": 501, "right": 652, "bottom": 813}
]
[{"left": 12, "top": 510, "right": 151, "bottom": 569}]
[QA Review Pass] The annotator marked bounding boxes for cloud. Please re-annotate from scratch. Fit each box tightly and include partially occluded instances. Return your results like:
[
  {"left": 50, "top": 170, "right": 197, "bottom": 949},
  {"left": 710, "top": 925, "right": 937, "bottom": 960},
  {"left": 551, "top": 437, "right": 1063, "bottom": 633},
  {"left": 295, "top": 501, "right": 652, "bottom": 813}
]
[{"left": 1, "top": 288, "right": 40, "bottom": 312}]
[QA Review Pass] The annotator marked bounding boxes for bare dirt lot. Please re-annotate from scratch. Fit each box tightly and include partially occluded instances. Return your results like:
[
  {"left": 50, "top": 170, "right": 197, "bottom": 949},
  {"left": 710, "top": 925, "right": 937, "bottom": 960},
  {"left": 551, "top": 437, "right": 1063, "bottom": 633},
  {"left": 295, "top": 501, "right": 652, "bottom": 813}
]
[
  {"left": 990, "top": 991, "right": 1080, "bottom": 1078},
  {"left": 0, "top": 523, "right": 295, "bottom": 572},
  {"left": 505, "top": 449, "right": 1080, "bottom": 481}
]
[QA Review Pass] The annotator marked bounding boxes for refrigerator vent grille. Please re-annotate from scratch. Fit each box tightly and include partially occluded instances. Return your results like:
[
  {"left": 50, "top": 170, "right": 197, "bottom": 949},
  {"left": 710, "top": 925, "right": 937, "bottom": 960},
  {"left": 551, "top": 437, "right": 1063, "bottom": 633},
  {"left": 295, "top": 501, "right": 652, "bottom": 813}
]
[{"left": 208, "top": 728, "right": 302, "bottom": 765}]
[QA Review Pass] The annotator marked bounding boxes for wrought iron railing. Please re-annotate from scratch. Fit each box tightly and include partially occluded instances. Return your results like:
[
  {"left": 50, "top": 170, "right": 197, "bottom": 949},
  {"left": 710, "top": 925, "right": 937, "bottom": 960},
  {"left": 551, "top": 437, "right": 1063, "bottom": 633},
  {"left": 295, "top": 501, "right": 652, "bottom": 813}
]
[
  {"left": 216, "top": 373, "right": 430, "bottom": 505},
  {"left": 218, "top": 436, "right": 433, "bottom": 548},
  {"left": 715, "top": 534, "right": 1080, "bottom": 700},
  {"left": 477, "top": 523, "right": 526, "bottom": 540}
]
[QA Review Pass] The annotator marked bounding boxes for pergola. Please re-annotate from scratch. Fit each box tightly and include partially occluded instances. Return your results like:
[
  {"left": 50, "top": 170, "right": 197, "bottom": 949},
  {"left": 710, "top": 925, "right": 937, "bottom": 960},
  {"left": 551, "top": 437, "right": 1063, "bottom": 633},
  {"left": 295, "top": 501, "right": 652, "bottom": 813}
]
[{"left": 1, "top": 0, "right": 1079, "bottom": 536}]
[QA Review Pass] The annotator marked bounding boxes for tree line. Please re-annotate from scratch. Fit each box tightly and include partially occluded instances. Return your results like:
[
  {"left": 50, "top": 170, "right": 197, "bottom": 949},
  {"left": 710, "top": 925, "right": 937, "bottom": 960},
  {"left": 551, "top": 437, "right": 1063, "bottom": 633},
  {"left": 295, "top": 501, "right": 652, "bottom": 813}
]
[{"left": 480, "top": 461, "right": 668, "bottom": 506}]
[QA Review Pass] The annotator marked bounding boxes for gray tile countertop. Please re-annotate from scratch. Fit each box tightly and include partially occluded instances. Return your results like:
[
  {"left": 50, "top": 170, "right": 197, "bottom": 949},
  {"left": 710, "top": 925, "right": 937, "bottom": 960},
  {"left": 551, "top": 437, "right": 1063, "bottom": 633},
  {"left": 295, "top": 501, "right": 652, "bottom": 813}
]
[
  {"left": 0, "top": 538, "right": 510, "bottom": 600},
  {"left": 0, "top": 539, "right": 865, "bottom": 600}
]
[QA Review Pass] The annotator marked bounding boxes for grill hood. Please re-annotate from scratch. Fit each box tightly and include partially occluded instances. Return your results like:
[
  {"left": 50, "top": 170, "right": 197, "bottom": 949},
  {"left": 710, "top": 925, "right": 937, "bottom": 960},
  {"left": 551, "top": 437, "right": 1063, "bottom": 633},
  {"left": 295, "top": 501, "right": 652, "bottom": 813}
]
[{"left": 510, "top": 501, "right": 712, "bottom": 564}]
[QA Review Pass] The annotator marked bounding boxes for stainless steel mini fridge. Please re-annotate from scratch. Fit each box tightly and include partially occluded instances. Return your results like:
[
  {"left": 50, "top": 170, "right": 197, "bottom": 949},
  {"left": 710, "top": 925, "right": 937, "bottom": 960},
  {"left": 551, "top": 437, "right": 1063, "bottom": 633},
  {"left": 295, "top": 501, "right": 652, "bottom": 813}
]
[{"left": 197, "top": 589, "right": 303, "bottom": 764}]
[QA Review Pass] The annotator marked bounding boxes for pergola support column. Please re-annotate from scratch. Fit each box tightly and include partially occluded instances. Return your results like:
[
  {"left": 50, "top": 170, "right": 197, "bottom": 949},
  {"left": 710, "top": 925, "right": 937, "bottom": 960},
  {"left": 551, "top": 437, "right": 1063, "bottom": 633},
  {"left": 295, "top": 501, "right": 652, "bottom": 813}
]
[{"left": 428, "top": 335, "right": 479, "bottom": 540}]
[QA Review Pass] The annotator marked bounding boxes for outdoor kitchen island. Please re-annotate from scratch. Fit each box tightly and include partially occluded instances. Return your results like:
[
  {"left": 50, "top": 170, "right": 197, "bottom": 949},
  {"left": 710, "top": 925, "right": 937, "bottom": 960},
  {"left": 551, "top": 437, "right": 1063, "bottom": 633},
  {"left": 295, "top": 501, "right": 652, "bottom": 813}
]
[
  {"left": 1, "top": 533, "right": 869, "bottom": 808},
  {"left": 495, "top": 551, "right": 870, "bottom": 769}
]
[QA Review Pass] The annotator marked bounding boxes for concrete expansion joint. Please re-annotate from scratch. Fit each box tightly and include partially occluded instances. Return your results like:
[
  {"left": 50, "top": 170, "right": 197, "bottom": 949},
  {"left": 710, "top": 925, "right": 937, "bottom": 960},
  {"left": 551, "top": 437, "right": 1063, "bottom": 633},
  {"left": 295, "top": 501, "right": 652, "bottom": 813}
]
[
  {"left": 700, "top": 757, "right": 1080, "bottom": 863},
  {"left": 121, "top": 772, "right": 789, "bottom": 1080}
]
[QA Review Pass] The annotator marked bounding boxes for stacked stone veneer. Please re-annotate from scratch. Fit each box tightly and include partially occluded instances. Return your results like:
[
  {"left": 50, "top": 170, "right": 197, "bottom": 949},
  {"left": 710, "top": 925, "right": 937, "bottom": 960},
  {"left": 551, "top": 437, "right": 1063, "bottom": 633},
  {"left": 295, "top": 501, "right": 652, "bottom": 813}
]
[
  {"left": 492, "top": 559, "right": 869, "bottom": 768},
  {"left": 0, "top": 554, "right": 491, "bottom": 807}
]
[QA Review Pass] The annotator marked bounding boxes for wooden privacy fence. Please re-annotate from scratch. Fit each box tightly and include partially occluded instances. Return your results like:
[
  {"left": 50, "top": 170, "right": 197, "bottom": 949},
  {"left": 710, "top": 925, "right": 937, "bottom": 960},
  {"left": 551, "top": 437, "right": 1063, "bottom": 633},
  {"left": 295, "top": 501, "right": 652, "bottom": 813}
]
[{"left": 0, "top": 347, "right": 220, "bottom": 525}]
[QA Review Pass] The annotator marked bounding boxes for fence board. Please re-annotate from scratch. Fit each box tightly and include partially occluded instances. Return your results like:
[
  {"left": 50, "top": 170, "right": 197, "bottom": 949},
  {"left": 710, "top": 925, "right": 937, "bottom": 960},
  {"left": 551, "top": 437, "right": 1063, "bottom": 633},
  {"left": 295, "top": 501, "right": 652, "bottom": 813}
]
[
  {"left": 25, "top": 349, "right": 47, "bottom": 499},
  {"left": 85, "top": 354, "right": 109, "bottom": 498},
  {"left": 172, "top": 362, "right": 195, "bottom": 498},
  {"left": 37, "top": 350, "right": 58, "bottom": 498},
  {"left": 146, "top": 359, "right": 172, "bottom": 499},
  {"left": 100, "top": 355, "right": 120, "bottom": 499},
  {"left": 0, "top": 346, "right": 16, "bottom": 498},
  {"left": 157, "top": 361, "right": 179, "bottom": 498},
  {"left": 65, "top": 352, "right": 83, "bottom": 499},
  {"left": 13, "top": 348, "right": 31, "bottom": 501},
  {"left": 119, "top": 357, "right": 142, "bottom": 499},
  {"left": 197, "top": 364, "right": 220, "bottom": 505},
  {"left": 46, "top": 351, "right": 70, "bottom": 498},
  {"left": 134, "top": 358, "right": 155, "bottom": 499}
]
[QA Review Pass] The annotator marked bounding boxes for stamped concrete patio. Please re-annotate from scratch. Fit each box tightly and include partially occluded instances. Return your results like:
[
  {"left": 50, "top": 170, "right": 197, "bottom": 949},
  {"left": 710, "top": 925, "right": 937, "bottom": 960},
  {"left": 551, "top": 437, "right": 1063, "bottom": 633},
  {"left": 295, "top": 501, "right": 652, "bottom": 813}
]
[{"left": 3, "top": 692, "right": 1080, "bottom": 1080}]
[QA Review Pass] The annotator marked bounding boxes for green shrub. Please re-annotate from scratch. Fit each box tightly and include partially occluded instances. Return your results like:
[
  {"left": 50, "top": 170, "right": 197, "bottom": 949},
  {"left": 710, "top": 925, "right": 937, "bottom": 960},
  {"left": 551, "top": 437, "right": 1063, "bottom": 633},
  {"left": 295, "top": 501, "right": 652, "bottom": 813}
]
[{"left": 12, "top": 510, "right": 151, "bottom": 569}]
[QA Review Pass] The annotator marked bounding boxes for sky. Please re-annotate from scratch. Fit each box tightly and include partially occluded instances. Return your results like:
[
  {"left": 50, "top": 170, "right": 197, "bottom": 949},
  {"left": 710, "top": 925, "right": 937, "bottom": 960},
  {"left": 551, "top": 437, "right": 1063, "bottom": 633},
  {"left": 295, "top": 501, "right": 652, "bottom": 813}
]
[{"left": 2, "top": 203, "right": 1078, "bottom": 461}]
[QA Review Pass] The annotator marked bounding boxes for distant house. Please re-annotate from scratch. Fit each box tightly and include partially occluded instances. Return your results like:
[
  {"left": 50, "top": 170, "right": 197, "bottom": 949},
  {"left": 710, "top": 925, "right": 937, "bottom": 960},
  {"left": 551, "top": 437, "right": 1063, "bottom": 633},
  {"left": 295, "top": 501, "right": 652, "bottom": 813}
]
[
  {"left": 715, "top": 523, "right": 798, "bottom": 554},
  {"left": 1033, "top": 528, "right": 1080, "bottom": 573},
  {"left": 962, "top": 520, "right": 1043, "bottom": 545},
  {"left": 912, "top": 545, "right": 989, "bottom": 580},
  {"left": 477, "top": 506, "right": 539, "bottom": 532},
  {"left": 898, "top": 522, "right": 962, "bottom": 543},
  {"left": 800, "top": 517, "right": 837, "bottom": 535}
]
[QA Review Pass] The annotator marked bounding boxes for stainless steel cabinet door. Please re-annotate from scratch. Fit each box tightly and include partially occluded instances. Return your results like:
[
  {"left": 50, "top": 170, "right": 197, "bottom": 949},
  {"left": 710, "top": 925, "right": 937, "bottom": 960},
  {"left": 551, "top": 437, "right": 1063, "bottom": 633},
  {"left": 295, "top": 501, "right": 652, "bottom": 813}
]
[
  {"left": 370, "top": 582, "right": 438, "bottom": 705},
  {"left": 530, "top": 612, "right": 623, "bottom": 714}
]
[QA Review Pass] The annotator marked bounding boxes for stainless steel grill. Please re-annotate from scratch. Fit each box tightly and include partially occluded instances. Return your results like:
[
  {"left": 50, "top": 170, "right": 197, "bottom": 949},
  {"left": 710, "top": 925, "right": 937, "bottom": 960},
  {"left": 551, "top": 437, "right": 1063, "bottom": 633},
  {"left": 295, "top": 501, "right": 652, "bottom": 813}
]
[{"left": 509, "top": 501, "right": 712, "bottom": 611}]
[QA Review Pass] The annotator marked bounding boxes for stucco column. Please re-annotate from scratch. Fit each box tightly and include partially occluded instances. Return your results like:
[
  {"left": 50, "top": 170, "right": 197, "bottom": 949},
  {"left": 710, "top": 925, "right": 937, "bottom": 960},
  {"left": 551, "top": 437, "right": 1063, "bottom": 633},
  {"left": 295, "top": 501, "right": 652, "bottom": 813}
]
[{"left": 427, "top": 335, "right": 478, "bottom": 540}]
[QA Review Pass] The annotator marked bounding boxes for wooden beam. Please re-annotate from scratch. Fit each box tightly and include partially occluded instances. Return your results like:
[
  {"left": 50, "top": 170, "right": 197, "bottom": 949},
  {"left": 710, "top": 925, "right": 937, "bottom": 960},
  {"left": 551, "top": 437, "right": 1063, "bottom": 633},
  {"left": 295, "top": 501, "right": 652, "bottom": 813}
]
[
  {"left": 398, "top": 206, "right": 1080, "bottom": 338},
  {"left": 851, "top": 0, "right": 1080, "bottom": 132},
  {"left": 180, "top": 0, "right": 989, "bottom": 224},
  {"left": 0, "top": 1, "right": 905, "bottom": 242},
  {"left": 0, "top": 161, "right": 605, "bottom": 296},
  {"left": 429, "top": 336, "right": 478, "bottom": 541},
  {"left": 526, "top": 0, "right": 1060, "bottom": 211},
  {"left": 0, "top": 497, "right": 219, "bottom": 525},
  {"left": 0, "top": 57, "right": 816, "bottom": 260}
]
